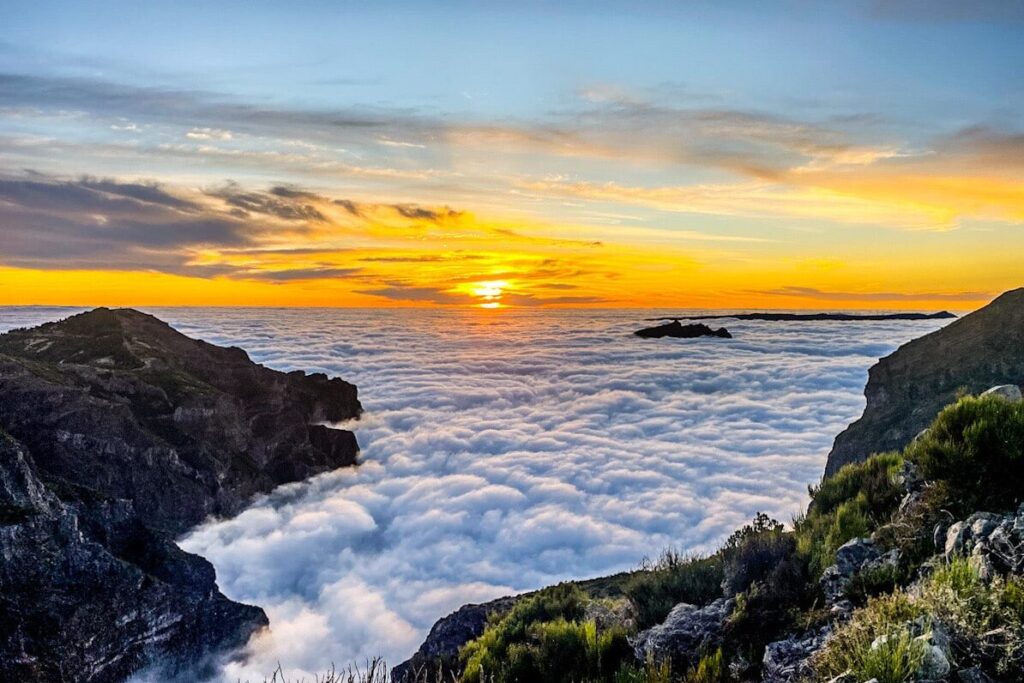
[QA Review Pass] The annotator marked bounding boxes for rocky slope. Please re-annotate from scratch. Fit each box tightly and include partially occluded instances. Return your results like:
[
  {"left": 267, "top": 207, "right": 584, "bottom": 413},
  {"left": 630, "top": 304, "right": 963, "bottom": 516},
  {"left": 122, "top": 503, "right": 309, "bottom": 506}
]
[
  {"left": 825, "top": 288, "right": 1024, "bottom": 477},
  {"left": 0, "top": 308, "right": 362, "bottom": 681}
]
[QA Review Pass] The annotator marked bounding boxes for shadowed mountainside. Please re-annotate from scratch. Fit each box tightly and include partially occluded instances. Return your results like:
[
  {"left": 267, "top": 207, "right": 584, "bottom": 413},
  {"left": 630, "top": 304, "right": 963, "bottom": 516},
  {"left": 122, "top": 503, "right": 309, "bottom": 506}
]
[
  {"left": 0, "top": 308, "right": 362, "bottom": 681},
  {"left": 825, "top": 288, "right": 1024, "bottom": 476}
]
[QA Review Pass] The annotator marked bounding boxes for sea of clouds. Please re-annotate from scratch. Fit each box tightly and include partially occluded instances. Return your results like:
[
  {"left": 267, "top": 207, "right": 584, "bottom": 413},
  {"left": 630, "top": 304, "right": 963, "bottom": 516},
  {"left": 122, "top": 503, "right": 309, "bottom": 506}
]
[{"left": 0, "top": 307, "right": 950, "bottom": 680}]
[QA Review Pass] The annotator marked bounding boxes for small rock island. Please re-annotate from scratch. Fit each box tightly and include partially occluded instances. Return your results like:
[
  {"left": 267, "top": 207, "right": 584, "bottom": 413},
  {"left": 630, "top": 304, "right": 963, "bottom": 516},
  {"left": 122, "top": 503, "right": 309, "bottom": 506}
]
[{"left": 634, "top": 320, "right": 732, "bottom": 339}]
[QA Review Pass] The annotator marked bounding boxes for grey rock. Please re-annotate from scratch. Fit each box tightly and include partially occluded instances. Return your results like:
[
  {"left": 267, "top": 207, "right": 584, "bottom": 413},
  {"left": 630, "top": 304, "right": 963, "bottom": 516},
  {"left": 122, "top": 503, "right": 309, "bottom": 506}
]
[
  {"left": 916, "top": 643, "right": 951, "bottom": 679},
  {"left": 632, "top": 597, "right": 734, "bottom": 668},
  {"left": 980, "top": 384, "right": 1023, "bottom": 402},
  {"left": 957, "top": 666, "right": 996, "bottom": 683},
  {"left": 761, "top": 626, "right": 831, "bottom": 682},
  {"left": 392, "top": 596, "right": 520, "bottom": 682},
  {"left": 820, "top": 538, "right": 899, "bottom": 604},
  {"left": 944, "top": 508, "right": 1024, "bottom": 576}
]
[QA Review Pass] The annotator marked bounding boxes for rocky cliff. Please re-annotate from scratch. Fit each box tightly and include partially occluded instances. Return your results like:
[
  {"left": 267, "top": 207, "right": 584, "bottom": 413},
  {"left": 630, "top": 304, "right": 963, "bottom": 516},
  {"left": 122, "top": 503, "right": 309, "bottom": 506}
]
[
  {"left": 0, "top": 308, "right": 362, "bottom": 681},
  {"left": 825, "top": 288, "right": 1024, "bottom": 477}
]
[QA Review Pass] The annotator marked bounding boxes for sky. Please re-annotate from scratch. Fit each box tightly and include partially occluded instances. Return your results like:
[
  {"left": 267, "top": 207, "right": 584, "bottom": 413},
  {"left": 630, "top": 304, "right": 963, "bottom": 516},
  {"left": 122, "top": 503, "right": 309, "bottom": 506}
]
[{"left": 1, "top": 0, "right": 1022, "bottom": 309}]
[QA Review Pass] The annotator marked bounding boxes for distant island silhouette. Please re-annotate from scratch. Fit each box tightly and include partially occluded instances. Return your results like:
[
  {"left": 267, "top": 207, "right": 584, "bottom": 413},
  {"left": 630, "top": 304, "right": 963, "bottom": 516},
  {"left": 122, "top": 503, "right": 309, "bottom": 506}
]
[{"left": 644, "top": 311, "right": 957, "bottom": 322}]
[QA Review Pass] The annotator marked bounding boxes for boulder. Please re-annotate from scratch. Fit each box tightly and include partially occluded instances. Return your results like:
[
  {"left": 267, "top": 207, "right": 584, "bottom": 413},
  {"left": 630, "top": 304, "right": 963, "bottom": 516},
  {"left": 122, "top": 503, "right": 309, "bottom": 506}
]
[
  {"left": 944, "top": 505, "right": 1024, "bottom": 579},
  {"left": 820, "top": 538, "right": 900, "bottom": 605},
  {"left": 761, "top": 626, "right": 831, "bottom": 682},
  {"left": 980, "top": 384, "right": 1023, "bottom": 402},
  {"left": 632, "top": 597, "right": 734, "bottom": 668}
]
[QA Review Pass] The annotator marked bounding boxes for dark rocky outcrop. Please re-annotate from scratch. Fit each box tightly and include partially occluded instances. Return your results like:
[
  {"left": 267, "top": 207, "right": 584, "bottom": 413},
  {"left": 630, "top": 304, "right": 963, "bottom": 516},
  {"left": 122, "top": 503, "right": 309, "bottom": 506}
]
[
  {"left": 825, "top": 288, "right": 1024, "bottom": 477},
  {"left": 391, "top": 596, "right": 518, "bottom": 682},
  {"left": 634, "top": 321, "right": 732, "bottom": 339},
  {"left": 0, "top": 308, "right": 362, "bottom": 681}
]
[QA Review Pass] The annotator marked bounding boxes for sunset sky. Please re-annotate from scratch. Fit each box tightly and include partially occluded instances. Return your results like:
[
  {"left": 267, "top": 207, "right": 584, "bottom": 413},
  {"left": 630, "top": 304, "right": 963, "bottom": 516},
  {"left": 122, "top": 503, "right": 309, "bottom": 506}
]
[{"left": 1, "top": 1, "right": 1022, "bottom": 309}]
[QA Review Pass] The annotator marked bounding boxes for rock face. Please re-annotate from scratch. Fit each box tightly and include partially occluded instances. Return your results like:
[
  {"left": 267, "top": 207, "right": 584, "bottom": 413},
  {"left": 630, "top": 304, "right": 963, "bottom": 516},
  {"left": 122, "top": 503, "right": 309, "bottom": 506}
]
[
  {"left": 634, "top": 321, "right": 732, "bottom": 339},
  {"left": 631, "top": 597, "right": 734, "bottom": 669},
  {"left": 944, "top": 505, "right": 1024, "bottom": 580},
  {"left": 825, "top": 288, "right": 1024, "bottom": 477},
  {"left": 0, "top": 308, "right": 363, "bottom": 681},
  {"left": 391, "top": 596, "right": 518, "bottom": 682},
  {"left": 762, "top": 626, "right": 831, "bottom": 683}
]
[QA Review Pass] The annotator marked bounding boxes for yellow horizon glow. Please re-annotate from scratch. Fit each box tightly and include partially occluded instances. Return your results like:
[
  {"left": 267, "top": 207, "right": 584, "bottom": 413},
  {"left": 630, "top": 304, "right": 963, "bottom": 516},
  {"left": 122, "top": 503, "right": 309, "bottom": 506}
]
[{"left": 0, "top": 175, "right": 1020, "bottom": 312}]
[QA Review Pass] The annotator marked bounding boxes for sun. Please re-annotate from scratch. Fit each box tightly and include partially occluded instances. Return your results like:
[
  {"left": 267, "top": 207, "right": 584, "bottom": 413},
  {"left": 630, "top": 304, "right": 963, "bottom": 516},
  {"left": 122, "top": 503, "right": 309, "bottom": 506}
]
[{"left": 468, "top": 280, "right": 508, "bottom": 308}]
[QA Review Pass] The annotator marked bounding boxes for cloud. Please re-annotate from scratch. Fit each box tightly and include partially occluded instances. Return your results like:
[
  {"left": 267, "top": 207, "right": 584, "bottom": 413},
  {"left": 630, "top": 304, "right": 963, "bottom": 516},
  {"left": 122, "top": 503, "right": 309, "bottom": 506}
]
[
  {"left": 207, "top": 182, "right": 328, "bottom": 222},
  {"left": 751, "top": 286, "right": 994, "bottom": 303},
  {"left": 355, "top": 285, "right": 468, "bottom": 305},
  {"left": 0, "top": 174, "right": 255, "bottom": 274},
  {"left": 5, "top": 308, "right": 928, "bottom": 680},
  {"left": 391, "top": 204, "right": 462, "bottom": 223},
  {"left": 242, "top": 267, "right": 363, "bottom": 282}
]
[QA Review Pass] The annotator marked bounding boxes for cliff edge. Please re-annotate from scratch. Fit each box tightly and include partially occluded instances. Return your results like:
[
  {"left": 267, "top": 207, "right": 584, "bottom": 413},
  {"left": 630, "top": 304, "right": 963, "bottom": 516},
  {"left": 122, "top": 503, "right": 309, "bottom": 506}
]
[
  {"left": 0, "top": 308, "right": 362, "bottom": 681},
  {"left": 824, "top": 288, "right": 1024, "bottom": 477}
]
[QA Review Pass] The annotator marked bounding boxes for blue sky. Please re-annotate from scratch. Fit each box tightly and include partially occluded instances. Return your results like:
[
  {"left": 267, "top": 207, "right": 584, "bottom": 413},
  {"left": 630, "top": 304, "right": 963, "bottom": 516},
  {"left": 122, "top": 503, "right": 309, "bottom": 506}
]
[{"left": 1, "top": 1, "right": 1022, "bottom": 307}]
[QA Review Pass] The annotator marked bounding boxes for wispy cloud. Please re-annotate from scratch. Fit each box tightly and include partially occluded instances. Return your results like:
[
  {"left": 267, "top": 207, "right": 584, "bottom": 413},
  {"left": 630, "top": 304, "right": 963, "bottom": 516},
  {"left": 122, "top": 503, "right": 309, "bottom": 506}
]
[{"left": 751, "top": 286, "right": 993, "bottom": 303}]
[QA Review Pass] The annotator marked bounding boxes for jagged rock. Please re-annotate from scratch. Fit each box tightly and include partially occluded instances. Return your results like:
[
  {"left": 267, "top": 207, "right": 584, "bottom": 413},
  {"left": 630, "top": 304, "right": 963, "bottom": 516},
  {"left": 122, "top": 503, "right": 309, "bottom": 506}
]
[
  {"left": 632, "top": 597, "right": 734, "bottom": 668},
  {"left": 634, "top": 321, "right": 732, "bottom": 339},
  {"left": 944, "top": 505, "right": 1024, "bottom": 579},
  {"left": 0, "top": 308, "right": 362, "bottom": 533},
  {"left": 914, "top": 621, "right": 952, "bottom": 680},
  {"left": 584, "top": 597, "right": 636, "bottom": 632},
  {"left": 820, "top": 538, "right": 900, "bottom": 604},
  {"left": 761, "top": 626, "right": 831, "bottom": 682},
  {"left": 980, "top": 384, "right": 1023, "bottom": 402},
  {"left": 0, "top": 309, "right": 363, "bottom": 681},
  {"left": 957, "top": 666, "right": 996, "bottom": 682},
  {"left": 826, "top": 287, "right": 1024, "bottom": 477},
  {"left": 391, "top": 596, "right": 519, "bottom": 682},
  {"left": 0, "top": 432, "right": 267, "bottom": 682}
]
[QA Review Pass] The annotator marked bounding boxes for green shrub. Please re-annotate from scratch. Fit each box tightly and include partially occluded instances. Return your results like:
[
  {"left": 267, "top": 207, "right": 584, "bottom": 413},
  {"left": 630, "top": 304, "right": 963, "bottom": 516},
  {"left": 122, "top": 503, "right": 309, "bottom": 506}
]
[
  {"left": 461, "top": 584, "right": 634, "bottom": 683},
  {"left": 797, "top": 452, "right": 905, "bottom": 577},
  {"left": 720, "top": 515, "right": 811, "bottom": 668},
  {"left": 906, "top": 395, "right": 1024, "bottom": 513},
  {"left": 682, "top": 648, "right": 727, "bottom": 683},
  {"left": 611, "top": 659, "right": 671, "bottom": 683},
  {"left": 811, "top": 592, "right": 926, "bottom": 683},
  {"left": 919, "top": 558, "right": 1024, "bottom": 676},
  {"left": 845, "top": 562, "right": 907, "bottom": 605},
  {"left": 624, "top": 551, "right": 723, "bottom": 629},
  {"left": 721, "top": 513, "right": 792, "bottom": 595}
]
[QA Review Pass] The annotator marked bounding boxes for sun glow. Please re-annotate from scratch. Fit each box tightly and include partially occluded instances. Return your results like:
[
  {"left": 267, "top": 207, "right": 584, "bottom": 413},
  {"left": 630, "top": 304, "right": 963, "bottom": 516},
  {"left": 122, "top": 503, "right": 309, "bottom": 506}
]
[{"left": 464, "top": 280, "right": 509, "bottom": 307}]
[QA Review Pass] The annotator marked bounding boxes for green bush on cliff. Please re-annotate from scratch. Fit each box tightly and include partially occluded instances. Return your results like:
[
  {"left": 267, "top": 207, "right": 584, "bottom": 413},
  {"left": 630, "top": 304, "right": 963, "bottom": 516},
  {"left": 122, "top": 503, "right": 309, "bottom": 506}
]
[
  {"left": 918, "top": 558, "right": 1024, "bottom": 675},
  {"left": 796, "top": 451, "right": 905, "bottom": 577},
  {"left": 624, "top": 551, "right": 723, "bottom": 629},
  {"left": 906, "top": 395, "right": 1024, "bottom": 514},
  {"left": 811, "top": 592, "right": 926, "bottom": 683},
  {"left": 460, "top": 584, "right": 633, "bottom": 683}
]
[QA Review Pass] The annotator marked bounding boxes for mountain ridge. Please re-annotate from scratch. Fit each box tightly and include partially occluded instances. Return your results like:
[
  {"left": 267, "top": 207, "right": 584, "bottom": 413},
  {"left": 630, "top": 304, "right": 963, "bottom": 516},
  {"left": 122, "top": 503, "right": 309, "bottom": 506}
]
[{"left": 0, "top": 308, "right": 363, "bottom": 680}]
